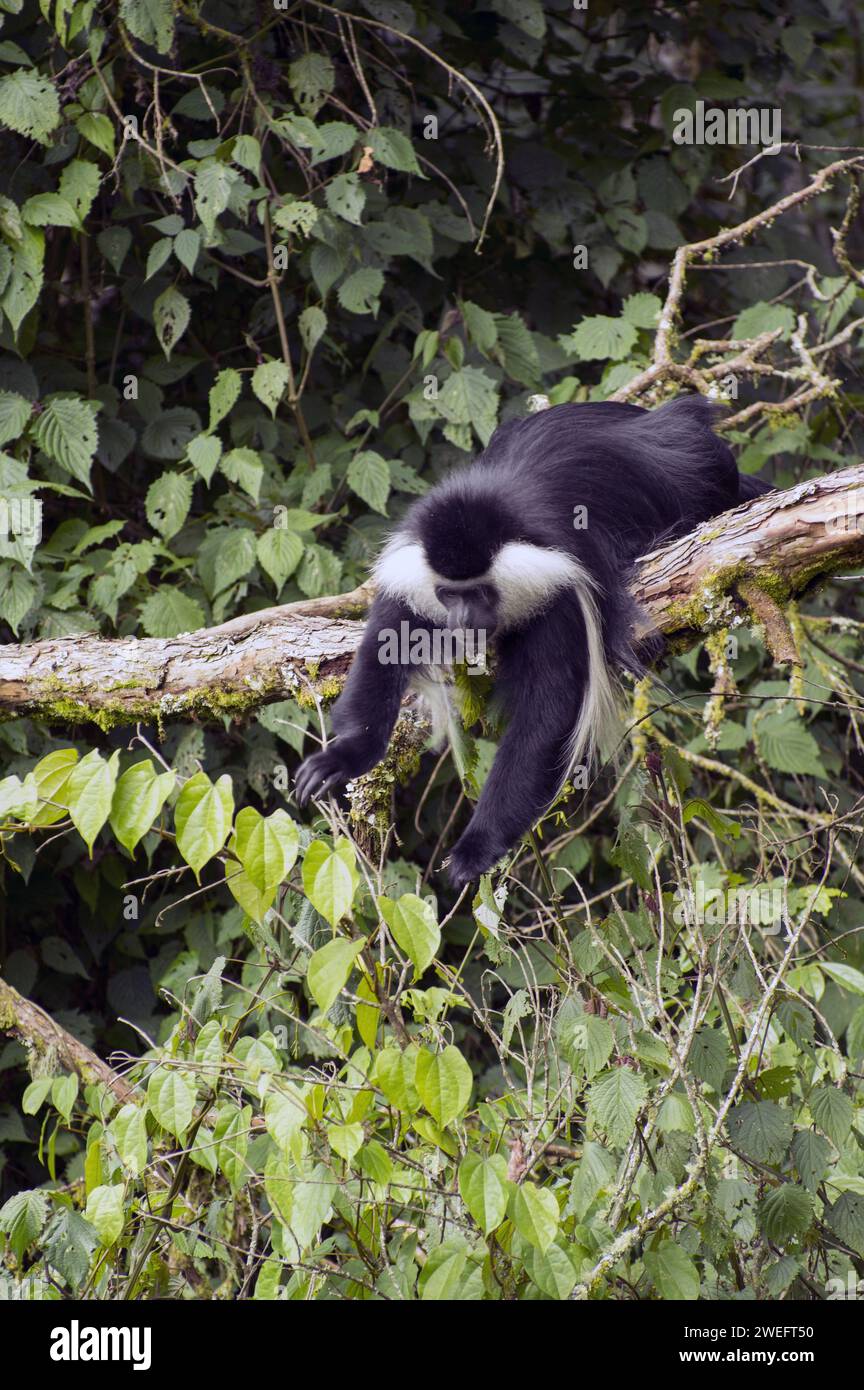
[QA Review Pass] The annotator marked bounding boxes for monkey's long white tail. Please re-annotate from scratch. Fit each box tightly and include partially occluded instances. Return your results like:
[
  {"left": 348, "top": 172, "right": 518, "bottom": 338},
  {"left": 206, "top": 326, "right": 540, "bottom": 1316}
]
[{"left": 564, "top": 564, "right": 624, "bottom": 780}]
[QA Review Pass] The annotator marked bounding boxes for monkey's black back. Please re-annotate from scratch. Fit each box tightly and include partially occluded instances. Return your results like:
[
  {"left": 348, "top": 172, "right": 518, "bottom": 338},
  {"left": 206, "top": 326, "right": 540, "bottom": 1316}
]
[{"left": 413, "top": 395, "right": 757, "bottom": 581}]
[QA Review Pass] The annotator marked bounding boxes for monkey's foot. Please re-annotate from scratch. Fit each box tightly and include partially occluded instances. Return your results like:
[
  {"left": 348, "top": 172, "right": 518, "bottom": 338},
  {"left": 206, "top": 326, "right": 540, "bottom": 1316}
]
[{"left": 447, "top": 828, "right": 504, "bottom": 891}]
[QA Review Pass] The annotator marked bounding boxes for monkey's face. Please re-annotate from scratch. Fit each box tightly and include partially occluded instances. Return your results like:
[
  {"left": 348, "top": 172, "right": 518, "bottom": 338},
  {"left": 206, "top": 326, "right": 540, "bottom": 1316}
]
[{"left": 434, "top": 580, "right": 500, "bottom": 637}]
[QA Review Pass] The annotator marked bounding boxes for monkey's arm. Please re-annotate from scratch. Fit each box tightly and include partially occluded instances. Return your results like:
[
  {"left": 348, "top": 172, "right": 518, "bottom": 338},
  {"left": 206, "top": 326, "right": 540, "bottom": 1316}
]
[
  {"left": 295, "top": 595, "right": 417, "bottom": 806},
  {"left": 447, "top": 592, "right": 590, "bottom": 889}
]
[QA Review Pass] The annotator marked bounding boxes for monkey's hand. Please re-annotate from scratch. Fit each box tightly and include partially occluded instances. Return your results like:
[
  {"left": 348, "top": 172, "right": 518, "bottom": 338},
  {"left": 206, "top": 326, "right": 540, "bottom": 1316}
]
[
  {"left": 295, "top": 744, "right": 362, "bottom": 807},
  {"left": 447, "top": 827, "right": 505, "bottom": 892}
]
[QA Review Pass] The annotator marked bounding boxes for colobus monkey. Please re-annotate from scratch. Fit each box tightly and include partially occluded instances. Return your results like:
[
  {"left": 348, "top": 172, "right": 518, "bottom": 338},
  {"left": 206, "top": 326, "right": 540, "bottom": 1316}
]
[{"left": 296, "top": 396, "right": 769, "bottom": 889}]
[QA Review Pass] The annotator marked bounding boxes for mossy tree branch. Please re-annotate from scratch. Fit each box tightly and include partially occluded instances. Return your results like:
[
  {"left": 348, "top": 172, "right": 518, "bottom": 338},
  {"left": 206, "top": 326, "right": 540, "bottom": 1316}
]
[{"left": 0, "top": 468, "right": 862, "bottom": 730}]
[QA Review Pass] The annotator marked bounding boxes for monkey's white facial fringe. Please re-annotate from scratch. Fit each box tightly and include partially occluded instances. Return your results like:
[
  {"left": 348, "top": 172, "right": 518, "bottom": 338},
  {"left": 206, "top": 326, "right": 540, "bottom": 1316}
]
[
  {"left": 488, "top": 542, "right": 585, "bottom": 629},
  {"left": 375, "top": 534, "right": 623, "bottom": 780},
  {"left": 374, "top": 539, "right": 448, "bottom": 622}
]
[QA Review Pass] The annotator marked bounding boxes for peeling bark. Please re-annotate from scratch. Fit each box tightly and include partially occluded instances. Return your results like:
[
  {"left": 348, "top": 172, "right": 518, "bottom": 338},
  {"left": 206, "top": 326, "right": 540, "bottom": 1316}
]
[
  {"left": 0, "top": 978, "right": 137, "bottom": 1104},
  {"left": 0, "top": 471, "right": 862, "bottom": 729}
]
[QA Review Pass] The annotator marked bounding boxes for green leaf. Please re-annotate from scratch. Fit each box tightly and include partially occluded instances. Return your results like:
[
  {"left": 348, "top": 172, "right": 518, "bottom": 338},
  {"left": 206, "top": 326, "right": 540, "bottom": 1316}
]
[
  {"left": 491, "top": 0, "right": 546, "bottom": 39},
  {"left": 65, "top": 749, "right": 119, "bottom": 855},
  {"left": 309, "top": 121, "right": 359, "bottom": 166},
  {"left": 197, "top": 527, "right": 256, "bottom": 597},
  {"left": 791, "top": 1129, "right": 832, "bottom": 1193},
  {"left": 139, "top": 587, "right": 205, "bottom": 637},
  {"left": 756, "top": 710, "right": 824, "bottom": 776},
  {"left": 458, "top": 1152, "right": 509, "bottom": 1234},
  {"left": 145, "top": 237, "right": 173, "bottom": 281},
  {"left": 329, "top": 1122, "right": 364, "bottom": 1163},
  {"left": 809, "top": 1085, "right": 853, "bottom": 1146},
  {"left": 173, "top": 227, "right": 200, "bottom": 274},
  {"left": 727, "top": 1101, "right": 793, "bottom": 1164},
  {"left": 0, "top": 70, "right": 59, "bottom": 144},
  {"left": 76, "top": 112, "right": 115, "bottom": 159},
  {"left": 299, "top": 306, "right": 326, "bottom": 352},
  {"left": 186, "top": 432, "right": 221, "bottom": 484},
  {"left": 820, "top": 961, "right": 864, "bottom": 997},
  {"left": 732, "top": 301, "right": 796, "bottom": 342},
  {"left": 120, "top": 0, "right": 174, "bottom": 53},
  {"left": 644, "top": 1242, "right": 700, "bottom": 1299},
  {"left": 154, "top": 285, "right": 191, "bottom": 359},
  {"left": 257, "top": 527, "right": 303, "bottom": 590},
  {"left": 510, "top": 1183, "right": 559, "bottom": 1253},
  {"left": 337, "top": 266, "right": 384, "bottom": 317},
  {"left": 325, "top": 173, "right": 366, "bottom": 226},
  {"left": 84, "top": 1185, "right": 125, "bottom": 1246},
  {"left": 622, "top": 292, "right": 662, "bottom": 329},
  {"left": 1, "top": 242, "right": 42, "bottom": 335},
  {"left": 145, "top": 470, "right": 193, "bottom": 539},
  {"left": 415, "top": 1045, "right": 472, "bottom": 1127},
  {"left": 98, "top": 226, "right": 132, "bottom": 273},
  {"left": 22, "top": 193, "right": 79, "bottom": 228},
  {"left": 289, "top": 52, "right": 335, "bottom": 116},
  {"left": 147, "top": 1068, "right": 196, "bottom": 1139},
  {"left": 378, "top": 892, "right": 440, "bottom": 975},
  {"left": 112, "top": 1104, "right": 148, "bottom": 1176},
  {"left": 758, "top": 1184, "right": 813, "bottom": 1242},
  {"left": 302, "top": 838, "right": 357, "bottom": 927},
  {"left": 59, "top": 160, "right": 100, "bottom": 226},
  {"left": 251, "top": 360, "right": 290, "bottom": 417},
  {"left": 33, "top": 395, "right": 99, "bottom": 489},
  {"left": 194, "top": 160, "right": 237, "bottom": 235},
  {"left": 0, "top": 567, "right": 37, "bottom": 633},
  {"left": 588, "top": 1067, "right": 647, "bottom": 1146},
  {"left": 560, "top": 315, "right": 638, "bottom": 362},
  {"left": 557, "top": 1009, "right": 614, "bottom": 1079},
  {"left": 231, "top": 134, "right": 261, "bottom": 177},
  {"left": 493, "top": 312, "right": 540, "bottom": 387},
  {"left": 110, "top": 760, "right": 175, "bottom": 854},
  {"left": 0, "top": 389, "right": 30, "bottom": 445},
  {"left": 220, "top": 446, "right": 262, "bottom": 501},
  {"left": 208, "top": 367, "right": 242, "bottom": 431},
  {"left": 347, "top": 449, "right": 390, "bottom": 514},
  {"left": 367, "top": 126, "right": 424, "bottom": 175},
  {"left": 307, "top": 936, "right": 365, "bottom": 1013},
  {"left": 437, "top": 366, "right": 499, "bottom": 447},
  {"left": 460, "top": 300, "right": 498, "bottom": 353},
  {"left": 174, "top": 771, "right": 234, "bottom": 876},
  {"left": 233, "top": 806, "right": 299, "bottom": 894},
  {"left": 51, "top": 1073, "right": 78, "bottom": 1122},
  {"left": 0, "top": 1190, "right": 48, "bottom": 1260}
]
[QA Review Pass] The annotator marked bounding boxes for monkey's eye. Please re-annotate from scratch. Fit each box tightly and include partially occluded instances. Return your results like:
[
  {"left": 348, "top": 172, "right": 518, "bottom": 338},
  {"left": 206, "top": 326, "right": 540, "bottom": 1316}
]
[{"left": 435, "top": 586, "right": 466, "bottom": 606}]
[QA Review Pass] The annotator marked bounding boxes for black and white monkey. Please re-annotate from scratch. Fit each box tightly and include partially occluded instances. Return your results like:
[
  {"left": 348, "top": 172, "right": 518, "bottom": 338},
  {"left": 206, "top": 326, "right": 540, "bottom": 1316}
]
[{"left": 295, "top": 396, "right": 769, "bottom": 889}]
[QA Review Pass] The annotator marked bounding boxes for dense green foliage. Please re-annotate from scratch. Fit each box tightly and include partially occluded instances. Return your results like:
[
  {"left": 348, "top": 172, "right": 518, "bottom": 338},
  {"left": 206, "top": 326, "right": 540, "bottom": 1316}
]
[{"left": 2, "top": 0, "right": 864, "bottom": 1301}]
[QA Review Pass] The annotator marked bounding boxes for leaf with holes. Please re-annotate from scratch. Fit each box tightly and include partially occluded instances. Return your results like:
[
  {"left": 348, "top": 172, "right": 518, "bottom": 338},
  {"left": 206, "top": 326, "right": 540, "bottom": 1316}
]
[{"left": 154, "top": 286, "right": 191, "bottom": 360}]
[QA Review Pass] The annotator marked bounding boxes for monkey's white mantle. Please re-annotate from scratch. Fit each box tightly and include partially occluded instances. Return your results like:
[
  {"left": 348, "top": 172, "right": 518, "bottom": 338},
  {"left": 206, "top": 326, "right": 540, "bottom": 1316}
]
[{"left": 1, "top": 466, "right": 862, "bottom": 728}]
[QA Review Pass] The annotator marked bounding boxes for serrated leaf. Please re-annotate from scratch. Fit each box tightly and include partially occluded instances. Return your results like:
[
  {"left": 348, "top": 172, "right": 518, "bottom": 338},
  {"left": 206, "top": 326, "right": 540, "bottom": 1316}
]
[
  {"left": 560, "top": 315, "right": 638, "bottom": 362},
  {"left": 139, "top": 587, "right": 205, "bottom": 637},
  {"left": 325, "top": 173, "right": 366, "bottom": 226},
  {"left": 208, "top": 368, "right": 242, "bottom": 431},
  {"left": 644, "top": 1243, "right": 700, "bottom": 1299},
  {"left": 145, "top": 470, "right": 192, "bottom": 539},
  {"left": 0, "top": 389, "right": 31, "bottom": 445},
  {"left": 809, "top": 1086, "right": 853, "bottom": 1146},
  {"left": 76, "top": 111, "right": 115, "bottom": 159},
  {"left": 257, "top": 527, "right": 303, "bottom": 590},
  {"left": 758, "top": 1184, "right": 813, "bottom": 1242},
  {"left": 120, "top": 0, "right": 174, "bottom": 53},
  {"left": 299, "top": 306, "right": 326, "bottom": 352},
  {"left": 251, "top": 360, "right": 290, "bottom": 417},
  {"left": 588, "top": 1067, "right": 647, "bottom": 1146},
  {"left": 186, "top": 431, "right": 221, "bottom": 483},
  {"left": 220, "top": 446, "right": 262, "bottom": 501},
  {"left": 367, "top": 126, "right": 424, "bottom": 175},
  {"left": 173, "top": 227, "right": 200, "bottom": 274},
  {"left": 0, "top": 70, "right": 59, "bottom": 144},
  {"left": 347, "top": 449, "right": 390, "bottom": 514},
  {"left": 33, "top": 395, "right": 99, "bottom": 489},
  {"left": 154, "top": 285, "right": 191, "bottom": 359}
]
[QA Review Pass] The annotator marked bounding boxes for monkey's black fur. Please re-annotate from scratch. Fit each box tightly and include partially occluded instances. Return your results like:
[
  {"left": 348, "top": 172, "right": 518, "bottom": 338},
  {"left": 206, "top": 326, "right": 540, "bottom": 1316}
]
[{"left": 295, "top": 396, "right": 770, "bottom": 889}]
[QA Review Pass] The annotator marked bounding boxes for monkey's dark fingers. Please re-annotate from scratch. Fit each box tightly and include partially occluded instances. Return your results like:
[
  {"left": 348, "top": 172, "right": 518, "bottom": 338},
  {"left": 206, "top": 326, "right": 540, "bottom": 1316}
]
[{"left": 294, "top": 753, "right": 347, "bottom": 807}]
